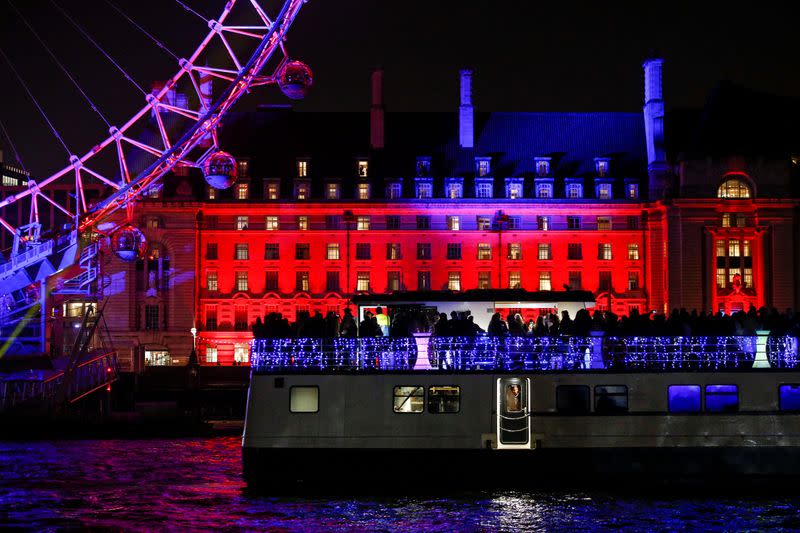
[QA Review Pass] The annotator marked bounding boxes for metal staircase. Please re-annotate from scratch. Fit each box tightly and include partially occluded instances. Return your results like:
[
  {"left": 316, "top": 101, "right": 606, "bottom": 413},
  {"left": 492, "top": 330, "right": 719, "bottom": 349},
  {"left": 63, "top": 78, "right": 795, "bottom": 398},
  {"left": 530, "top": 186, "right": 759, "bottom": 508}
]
[{"left": 55, "top": 242, "right": 99, "bottom": 296}]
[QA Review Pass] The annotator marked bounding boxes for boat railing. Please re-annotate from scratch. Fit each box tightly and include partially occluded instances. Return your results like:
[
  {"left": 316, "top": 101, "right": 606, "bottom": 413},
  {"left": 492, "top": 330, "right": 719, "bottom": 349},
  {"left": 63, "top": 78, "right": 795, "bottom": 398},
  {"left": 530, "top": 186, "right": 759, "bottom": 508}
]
[{"left": 250, "top": 334, "right": 800, "bottom": 372}]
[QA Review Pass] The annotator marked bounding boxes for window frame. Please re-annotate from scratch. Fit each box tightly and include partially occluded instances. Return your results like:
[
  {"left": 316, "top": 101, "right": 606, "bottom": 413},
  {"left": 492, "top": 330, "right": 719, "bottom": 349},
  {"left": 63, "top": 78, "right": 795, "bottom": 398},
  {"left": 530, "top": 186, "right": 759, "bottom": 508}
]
[
  {"left": 427, "top": 385, "right": 461, "bottom": 414},
  {"left": 393, "top": 385, "right": 425, "bottom": 414},
  {"left": 289, "top": 386, "right": 319, "bottom": 413}
]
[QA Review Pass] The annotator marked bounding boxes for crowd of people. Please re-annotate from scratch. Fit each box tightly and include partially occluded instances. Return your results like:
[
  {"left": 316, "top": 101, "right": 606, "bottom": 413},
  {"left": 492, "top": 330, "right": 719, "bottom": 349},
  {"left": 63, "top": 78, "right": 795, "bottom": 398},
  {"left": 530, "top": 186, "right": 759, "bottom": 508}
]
[{"left": 252, "top": 305, "right": 800, "bottom": 340}]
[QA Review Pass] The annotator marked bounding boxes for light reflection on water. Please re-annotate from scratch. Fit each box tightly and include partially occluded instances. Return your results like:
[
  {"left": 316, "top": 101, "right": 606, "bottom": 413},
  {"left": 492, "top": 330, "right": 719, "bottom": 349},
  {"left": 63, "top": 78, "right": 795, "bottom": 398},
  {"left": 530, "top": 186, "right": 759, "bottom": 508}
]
[{"left": 1, "top": 437, "right": 800, "bottom": 531}]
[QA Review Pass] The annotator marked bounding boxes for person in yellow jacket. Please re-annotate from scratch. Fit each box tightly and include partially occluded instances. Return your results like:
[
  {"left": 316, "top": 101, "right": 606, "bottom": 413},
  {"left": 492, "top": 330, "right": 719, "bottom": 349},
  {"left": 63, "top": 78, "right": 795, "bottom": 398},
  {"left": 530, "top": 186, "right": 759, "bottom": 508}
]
[{"left": 375, "top": 306, "right": 390, "bottom": 336}]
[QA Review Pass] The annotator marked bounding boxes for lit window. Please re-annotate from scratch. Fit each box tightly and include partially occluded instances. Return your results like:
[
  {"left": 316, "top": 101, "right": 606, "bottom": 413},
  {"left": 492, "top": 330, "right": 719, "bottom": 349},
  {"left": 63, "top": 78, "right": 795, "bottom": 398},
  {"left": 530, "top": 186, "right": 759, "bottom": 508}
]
[
  {"left": 508, "top": 243, "right": 522, "bottom": 260},
  {"left": 477, "top": 243, "right": 492, "bottom": 260},
  {"left": 358, "top": 183, "right": 370, "bottom": 200},
  {"left": 265, "top": 216, "right": 279, "bottom": 231},
  {"left": 476, "top": 158, "right": 491, "bottom": 177},
  {"left": 295, "top": 271, "right": 309, "bottom": 291},
  {"left": 718, "top": 177, "right": 752, "bottom": 199},
  {"left": 326, "top": 243, "right": 340, "bottom": 260},
  {"left": 475, "top": 181, "right": 493, "bottom": 198},
  {"left": 234, "top": 343, "right": 249, "bottom": 364},
  {"left": 326, "top": 183, "right": 340, "bottom": 200},
  {"left": 538, "top": 243, "right": 551, "bottom": 260},
  {"left": 387, "top": 182, "right": 402, "bottom": 199},
  {"left": 235, "top": 271, "right": 248, "bottom": 292},
  {"left": 536, "top": 216, "right": 550, "bottom": 231},
  {"left": 627, "top": 243, "right": 640, "bottom": 260},
  {"left": 509, "top": 271, "right": 521, "bottom": 289},
  {"left": 566, "top": 183, "right": 583, "bottom": 199},
  {"left": 743, "top": 240, "right": 751, "bottom": 257},
  {"left": 598, "top": 243, "right": 612, "bottom": 260},
  {"left": 207, "top": 187, "right": 217, "bottom": 200},
  {"left": 744, "top": 268, "right": 753, "bottom": 288},
  {"left": 596, "top": 183, "right": 612, "bottom": 200},
  {"left": 477, "top": 216, "right": 491, "bottom": 230},
  {"left": 536, "top": 182, "right": 553, "bottom": 198},
  {"left": 357, "top": 216, "right": 370, "bottom": 230},
  {"left": 447, "top": 216, "right": 460, "bottom": 231},
  {"left": 716, "top": 240, "right": 726, "bottom": 257},
  {"left": 290, "top": 386, "right": 318, "bottom": 413},
  {"left": 265, "top": 182, "right": 279, "bottom": 200},
  {"left": 448, "top": 272, "right": 461, "bottom": 291},
  {"left": 478, "top": 271, "right": 491, "bottom": 289},
  {"left": 236, "top": 216, "right": 249, "bottom": 230},
  {"left": 428, "top": 386, "right": 460, "bottom": 413},
  {"left": 236, "top": 183, "right": 249, "bottom": 200},
  {"left": 446, "top": 243, "right": 462, "bottom": 260},
  {"left": 567, "top": 216, "right": 581, "bottom": 230},
  {"left": 595, "top": 159, "right": 609, "bottom": 177},
  {"left": 728, "top": 239, "right": 741, "bottom": 257},
  {"left": 626, "top": 182, "right": 639, "bottom": 199},
  {"left": 627, "top": 271, "right": 639, "bottom": 291},
  {"left": 535, "top": 158, "right": 550, "bottom": 176},
  {"left": 446, "top": 181, "right": 463, "bottom": 199},
  {"left": 235, "top": 243, "right": 249, "bottom": 260},
  {"left": 706, "top": 385, "right": 738, "bottom": 413},
  {"left": 297, "top": 159, "right": 308, "bottom": 177},
  {"left": 386, "top": 243, "right": 402, "bottom": 260},
  {"left": 357, "top": 272, "right": 370, "bottom": 292},
  {"left": 418, "top": 271, "right": 431, "bottom": 291},
  {"left": 146, "top": 217, "right": 160, "bottom": 229},
  {"left": 387, "top": 271, "right": 402, "bottom": 291},
  {"left": 668, "top": 385, "right": 701, "bottom": 413},
  {"left": 416, "top": 181, "right": 433, "bottom": 199},
  {"left": 295, "top": 182, "right": 310, "bottom": 200},
  {"left": 538, "top": 271, "right": 551, "bottom": 291},
  {"left": 296, "top": 216, "right": 309, "bottom": 231},
  {"left": 357, "top": 159, "right": 369, "bottom": 177},
  {"left": 205, "top": 347, "right": 217, "bottom": 364},
  {"left": 597, "top": 216, "right": 611, "bottom": 231},
  {"left": 716, "top": 268, "right": 727, "bottom": 288},
  {"left": 394, "top": 386, "right": 424, "bottom": 413},
  {"left": 507, "top": 182, "right": 523, "bottom": 199},
  {"left": 146, "top": 186, "right": 161, "bottom": 199},
  {"left": 206, "top": 271, "right": 218, "bottom": 291}
]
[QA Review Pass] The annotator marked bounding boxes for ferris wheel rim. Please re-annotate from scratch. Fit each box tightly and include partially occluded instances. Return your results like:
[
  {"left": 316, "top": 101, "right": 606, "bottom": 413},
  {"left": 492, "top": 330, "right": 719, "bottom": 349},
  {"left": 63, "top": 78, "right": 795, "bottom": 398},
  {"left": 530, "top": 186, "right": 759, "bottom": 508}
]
[{"left": 0, "top": 0, "right": 306, "bottom": 237}]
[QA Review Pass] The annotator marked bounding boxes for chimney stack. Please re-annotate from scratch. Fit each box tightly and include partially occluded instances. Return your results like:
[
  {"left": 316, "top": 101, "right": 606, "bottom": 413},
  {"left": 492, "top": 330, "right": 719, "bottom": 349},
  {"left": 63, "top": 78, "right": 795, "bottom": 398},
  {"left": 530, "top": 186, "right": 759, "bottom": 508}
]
[
  {"left": 370, "top": 68, "right": 384, "bottom": 150},
  {"left": 459, "top": 69, "right": 474, "bottom": 149},
  {"left": 643, "top": 57, "right": 669, "bottom": 199}
]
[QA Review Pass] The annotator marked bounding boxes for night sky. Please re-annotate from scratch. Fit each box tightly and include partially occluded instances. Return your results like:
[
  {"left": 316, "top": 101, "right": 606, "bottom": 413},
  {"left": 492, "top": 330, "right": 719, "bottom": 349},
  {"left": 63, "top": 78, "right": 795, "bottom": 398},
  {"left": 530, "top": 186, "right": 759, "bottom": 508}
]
[{"left": 1, "top": 0, "right": 798, "bottom": 178}]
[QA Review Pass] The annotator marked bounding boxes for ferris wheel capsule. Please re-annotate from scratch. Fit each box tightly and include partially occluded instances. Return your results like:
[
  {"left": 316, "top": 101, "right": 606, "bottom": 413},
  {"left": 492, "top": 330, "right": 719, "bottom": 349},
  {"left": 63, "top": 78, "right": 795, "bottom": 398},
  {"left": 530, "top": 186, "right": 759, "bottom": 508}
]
[
  {"left": 111, "top": 224, "right": 147, "bottom": 262},
  {"left": 202, "top": 150, "right": 238, "bottom": 189},
  {"left": 278, "top": 60, "right": 313, "bottom": 100}
]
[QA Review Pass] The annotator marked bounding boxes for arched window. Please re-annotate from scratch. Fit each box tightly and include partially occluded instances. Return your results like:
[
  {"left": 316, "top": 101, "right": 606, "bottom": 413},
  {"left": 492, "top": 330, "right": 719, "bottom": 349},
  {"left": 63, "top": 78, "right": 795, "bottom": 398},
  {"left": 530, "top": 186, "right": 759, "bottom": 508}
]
[{"left": 718, "top": 177, "right": 752, "bottom": 199}]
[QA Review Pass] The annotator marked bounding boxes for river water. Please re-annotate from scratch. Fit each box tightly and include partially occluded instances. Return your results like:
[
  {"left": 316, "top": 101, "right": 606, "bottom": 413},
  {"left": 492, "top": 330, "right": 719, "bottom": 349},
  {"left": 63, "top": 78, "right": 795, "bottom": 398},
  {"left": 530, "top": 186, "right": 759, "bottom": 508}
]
[{"left": 2, "top": 436, "right": 800, "bottom": 531}]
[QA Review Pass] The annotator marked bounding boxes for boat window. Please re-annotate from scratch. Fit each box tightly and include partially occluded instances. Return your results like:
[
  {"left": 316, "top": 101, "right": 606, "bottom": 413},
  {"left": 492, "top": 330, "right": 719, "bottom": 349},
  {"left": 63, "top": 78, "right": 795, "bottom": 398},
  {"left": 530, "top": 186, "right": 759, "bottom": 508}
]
[
  {"left": 668, "top": 385, "right": 701, "bottom": 413},
  {"left": 505, "top": 384, "right": 522, "bottom": 413},
  {"left": 779, "top": 384, "right": 800, "bottom": 411},
  {"left": 393, "top": 386, "right": 424, "bottom": 413},
  {"left": 556, "top": 385, "right": 590, "bottom": 414},
  {"left": 705, "top": 385, "right": 739, "bottom": 413},
  {"left": 428, "top": 386, "right": 461, "bottom": 413},
  {"left": 290, "top": 386, "right": 319, "bottom": 413},
  {"left": 594, "top": 385, "right": 628, "bottom": 414}
]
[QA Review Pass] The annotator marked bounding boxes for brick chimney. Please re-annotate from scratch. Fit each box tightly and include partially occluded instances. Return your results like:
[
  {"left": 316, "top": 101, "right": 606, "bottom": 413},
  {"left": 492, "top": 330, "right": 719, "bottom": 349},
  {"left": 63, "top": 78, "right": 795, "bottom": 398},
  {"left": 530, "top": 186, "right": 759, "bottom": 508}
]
[
  {"left": 370, "top": 68, "right": 384, "bottom": 150},
  {"left": 459, "top": 69, "right": 474, "bottom": 149}
]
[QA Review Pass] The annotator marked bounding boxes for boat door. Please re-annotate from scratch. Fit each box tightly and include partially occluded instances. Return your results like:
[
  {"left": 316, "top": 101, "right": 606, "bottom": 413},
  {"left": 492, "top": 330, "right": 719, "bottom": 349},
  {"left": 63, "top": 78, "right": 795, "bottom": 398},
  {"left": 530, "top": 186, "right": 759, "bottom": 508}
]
[{"left": 496, "top": 377, "right": 531, "bottom": 448}]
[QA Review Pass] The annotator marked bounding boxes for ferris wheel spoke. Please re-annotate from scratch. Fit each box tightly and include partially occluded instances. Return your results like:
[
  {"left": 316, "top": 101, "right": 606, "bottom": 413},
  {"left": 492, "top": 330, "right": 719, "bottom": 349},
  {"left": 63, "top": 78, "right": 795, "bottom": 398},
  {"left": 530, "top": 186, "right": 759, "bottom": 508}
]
[
  {"left": 212, "top": 25, "right": 243, "bottom": 71},
  {"left": 220, "top": 26, "right": 268, "bottom": 40},
  {"left": 121, "top": 137, "right": 165, "bottom": 159},
  {"left": 191, "top": 66, "right": 238, "bottom": 82},
  {"left": 113, "top": 137, "right": 132, "bottom": 184},
  {"left": 157, "top": 103, "right": 201, "bottom": 121},
  {"left": 249, "top": 0, "right": 274, "bottom": 28},
  {"left": 80, "top": 166, "right": 122, "bottom": 191},
  {"left": 36, "top": 190, "right": 73, "bottom": 218},
  {"left": 151, "top": 107, "right": 173, "bottom": 151}
]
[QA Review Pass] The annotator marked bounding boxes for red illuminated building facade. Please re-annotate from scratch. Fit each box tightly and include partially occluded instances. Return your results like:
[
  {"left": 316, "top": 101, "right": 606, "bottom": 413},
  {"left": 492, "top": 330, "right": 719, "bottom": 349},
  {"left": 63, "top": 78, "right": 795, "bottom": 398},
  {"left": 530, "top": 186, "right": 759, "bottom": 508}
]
[{"left": 92, "top": 59, "right": 800, "bottom": 367}]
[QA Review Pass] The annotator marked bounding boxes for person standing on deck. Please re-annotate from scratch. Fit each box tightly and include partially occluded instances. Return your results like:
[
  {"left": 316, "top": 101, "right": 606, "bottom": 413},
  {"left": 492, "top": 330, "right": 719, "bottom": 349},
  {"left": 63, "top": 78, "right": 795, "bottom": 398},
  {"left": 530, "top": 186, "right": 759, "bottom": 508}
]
[{"left": 376, "top": 307, "right": 390, "bottom": 336}]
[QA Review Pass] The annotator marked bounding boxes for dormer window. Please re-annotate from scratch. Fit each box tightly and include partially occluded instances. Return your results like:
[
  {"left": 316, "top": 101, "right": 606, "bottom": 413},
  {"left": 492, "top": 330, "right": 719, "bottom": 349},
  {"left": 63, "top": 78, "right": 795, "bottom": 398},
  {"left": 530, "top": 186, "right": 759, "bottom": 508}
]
[
  {"left": 596, "top": 183, "right": 612, "bottom": 200},
  {"left": 236, "top": 182, "right": 249, "bottom": 200},
  {"left": 297, "top": 159, "right": 309, "bottom": 178},
  {"left": 718, "top": 176, "right": 752, "bottom": 199},
  {"left": 535, "top": 157, "right": 551, "bottom": 177},
  {"left": 476, "top": 157, "right": 491, "bottom": 177},
  {"left": 445, "top": 178, "right": 463, "bottom": 199},
  {"left": 416, "top": 157, "right": 431, "bottom": 177},
  {"left": 565, "top": 181, "right": 583, "bottom": 199},
  {"left": 357, "top": 159, "right": 369, "bottom": 178},
  {"left": 595, "top": 158, "right": 610, "bottom": 177},
  {"left": 386, "top": 181, "right": 402, "bottom": 199},
  {"left": 475, "top": 178, "right": 493, "bottom": 199},
  {"left": 358, "top": 182, "right": 371, "bottom": 200},
  {"left": 265, "top": 181, "right": 280, "bottom": 200},
  {"left": 325, "top": 182, "right": 341, "bottom": 200},
  {"left": 535, "top": 181, "right": 553, "bottom": 199},
  {"left": 625, "top": 180, "right": 639, "bottom": 200},
  {"left": 295, "top": 181, "right": 310, "bottom": 200},
  {"left": 415, "top": 178, "right": 433, "bottom": 199},
  {"left": 505, "top": 178, "right": 524, "bottom": 199}
]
